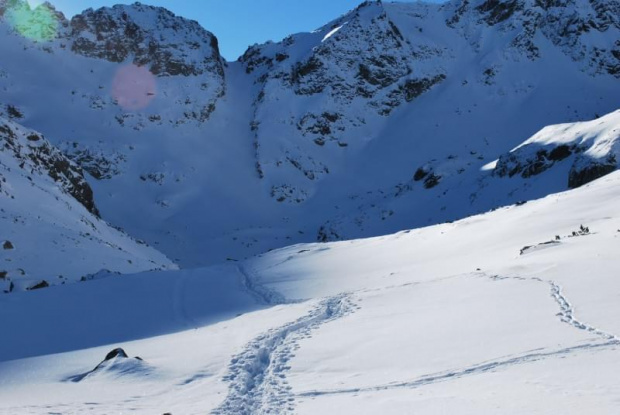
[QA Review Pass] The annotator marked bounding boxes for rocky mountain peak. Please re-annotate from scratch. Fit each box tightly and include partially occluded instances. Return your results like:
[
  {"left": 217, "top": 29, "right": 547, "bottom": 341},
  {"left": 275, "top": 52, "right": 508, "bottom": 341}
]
[
  {"left": 240, "top": 0, "right": 431, "bottom": 109},
  {"left": 69, "top": 2, "right": 224, "bottom": 78}
]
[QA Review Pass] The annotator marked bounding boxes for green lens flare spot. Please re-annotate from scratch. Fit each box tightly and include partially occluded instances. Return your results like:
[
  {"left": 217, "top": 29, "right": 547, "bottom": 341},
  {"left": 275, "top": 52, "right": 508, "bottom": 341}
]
[{"left": 4, "top": 1, "right": 58, "bottom": 42}]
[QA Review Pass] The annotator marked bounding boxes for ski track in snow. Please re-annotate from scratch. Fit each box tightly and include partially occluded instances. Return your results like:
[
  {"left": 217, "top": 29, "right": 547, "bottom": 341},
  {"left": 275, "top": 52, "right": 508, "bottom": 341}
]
[
  {"left": 172, "top": 272, "right": 198, "bottom": 330},
  {"left": 295, "top": 272, "right": 620, "bottom": 398},
  {"left": 212, "top": 293, "right": 357, "bottom": 415},
  {"left": 296, "top": 340, "right": 619, "bottom": 398}
]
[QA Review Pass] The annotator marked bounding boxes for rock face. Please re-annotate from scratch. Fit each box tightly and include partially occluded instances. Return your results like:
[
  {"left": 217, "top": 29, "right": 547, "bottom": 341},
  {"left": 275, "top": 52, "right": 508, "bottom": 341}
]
[
  {"left": 283, "top": 2, "right": 414, "bottom": 103},
  {"left": 446, "top": 0, "right": 620, "bottom": 75},
  {"left": 242, "top": 1, "right": 448, "bottom": 203},
  {"left": 0, "top": 118, "right": 99, "bottom": 215},
  {"left": 568, "top": 154, "right": 617, "bottom": 188},
  {"left": 1, "top": 1, "right": 227, "bottom": 126},
  {"left": 69, "top": 3, "right": 225, "bottom": 79},
  {"left": 65, "top": 3, "right": 227, "bottom": 124},
  {"left": 494, "top": 144, "right": 576, "bottom": 178}
]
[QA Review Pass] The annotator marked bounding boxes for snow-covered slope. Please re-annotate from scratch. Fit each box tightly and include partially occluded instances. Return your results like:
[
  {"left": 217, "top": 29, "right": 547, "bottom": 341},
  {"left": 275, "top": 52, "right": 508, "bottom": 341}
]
[
  {"left": 1, "top": 169, "right": 620, "bottom": 414},
  {"left": 2, "top": 1, "right": 620, "bottom": 412},
  {"left": 1, "top": 0, "right": 619, "bottom": 267},
  {"left": 0, "top": 117, "right": 175, "bottom": 293}
]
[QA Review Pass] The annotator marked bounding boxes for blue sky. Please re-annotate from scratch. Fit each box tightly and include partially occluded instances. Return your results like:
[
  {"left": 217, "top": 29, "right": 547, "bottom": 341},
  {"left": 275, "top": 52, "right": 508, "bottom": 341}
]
[{"left": 44, "top": 0, "right": 442, "bottom": 60}]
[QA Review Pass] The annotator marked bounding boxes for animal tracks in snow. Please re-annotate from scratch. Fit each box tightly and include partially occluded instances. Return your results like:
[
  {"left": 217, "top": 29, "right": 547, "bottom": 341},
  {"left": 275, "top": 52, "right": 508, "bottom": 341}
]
[
  {"left": 295, "top": 272, "right": 620, "bottom": 399},
  {"left": 487, "top": 273, "right": 619, "bottom": 342}
]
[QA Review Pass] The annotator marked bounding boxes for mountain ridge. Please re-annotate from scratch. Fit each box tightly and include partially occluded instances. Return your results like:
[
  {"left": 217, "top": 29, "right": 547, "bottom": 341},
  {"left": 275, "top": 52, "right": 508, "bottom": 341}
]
[{"left": 0, "top": 0, "right": 618, "bottom": 270}]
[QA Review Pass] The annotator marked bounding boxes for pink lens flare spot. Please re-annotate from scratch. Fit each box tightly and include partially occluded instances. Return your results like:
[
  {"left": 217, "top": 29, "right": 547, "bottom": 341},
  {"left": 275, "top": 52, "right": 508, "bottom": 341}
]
[{"left": 111, "top": 65, "right": 157, "bottom": 111}]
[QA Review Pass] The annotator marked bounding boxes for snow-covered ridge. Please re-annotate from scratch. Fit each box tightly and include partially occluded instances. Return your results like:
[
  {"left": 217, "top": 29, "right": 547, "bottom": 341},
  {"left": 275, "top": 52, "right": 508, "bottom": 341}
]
[{"left": 494, "top": 110, "right": 620, "bottom": 188}]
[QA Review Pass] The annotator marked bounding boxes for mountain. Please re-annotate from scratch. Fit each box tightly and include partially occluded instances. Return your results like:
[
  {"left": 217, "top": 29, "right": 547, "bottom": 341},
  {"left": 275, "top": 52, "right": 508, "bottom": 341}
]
[
  {"left": 239, "top": 0, "right": 620, "bottom": 246},
  {"left": 0, "top": 0, "right": 618, "bottom": 269},
  {"left": 2, "top": 1, "right": 620, "bottom": 413},
  {"left": 243, "top": 0, "right": 619, "bottom": 206},
  {"left": 0, "top": 117, "right": 175, "bottom": 293}
]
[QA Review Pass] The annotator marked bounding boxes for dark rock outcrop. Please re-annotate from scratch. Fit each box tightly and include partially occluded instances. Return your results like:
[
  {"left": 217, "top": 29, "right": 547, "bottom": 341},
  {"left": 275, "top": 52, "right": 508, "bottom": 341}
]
[
  {"left": 68, "top": 347, "right": 148, "bottom": 382},
  {"left": 0, "top": 118, "right": 100, "bottom": 215},
  {"left": 104, "top": 347, "right": 129, "bottom": 361},
  {"left": 493, "top": 110, "right": 619, "bottom": 189},
  {"left": 494, "top": 144, "right": 577, "bottom": 179},
  {"left": 568, "top": 155, "right": 617, "bottom": 188},
  {"left": 27, "top": 280, "right": 49, "bottom": 290}
]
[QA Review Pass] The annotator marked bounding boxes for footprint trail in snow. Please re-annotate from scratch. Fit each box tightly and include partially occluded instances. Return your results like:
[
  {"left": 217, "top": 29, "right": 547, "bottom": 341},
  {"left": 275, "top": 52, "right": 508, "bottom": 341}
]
[{"left": 212, "top": 294, "right": 357, "bottom": 415}]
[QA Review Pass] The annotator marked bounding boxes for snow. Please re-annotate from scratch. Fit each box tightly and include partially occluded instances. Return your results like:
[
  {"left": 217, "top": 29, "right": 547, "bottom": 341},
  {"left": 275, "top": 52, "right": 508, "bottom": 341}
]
[
  {"left": 1, "top": 0, "right": 620, "bottom": 413},
  {"left": 509, "top": 110, "right": 620, "bottom": 160},
  {"left": 1, "top": 170, "right": 620, "bottom": 413},
  {"left": 0, "top": 264, "right": 261, "bottom": 361},
  {"left": 321, "top": 24, "right": 345, "bottom": 42}
]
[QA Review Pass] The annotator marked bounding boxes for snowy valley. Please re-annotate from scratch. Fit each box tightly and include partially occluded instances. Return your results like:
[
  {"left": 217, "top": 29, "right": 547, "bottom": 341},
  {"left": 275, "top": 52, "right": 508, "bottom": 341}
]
[{"left": 0, "top": 0, "right": 619, "bottom": 413}]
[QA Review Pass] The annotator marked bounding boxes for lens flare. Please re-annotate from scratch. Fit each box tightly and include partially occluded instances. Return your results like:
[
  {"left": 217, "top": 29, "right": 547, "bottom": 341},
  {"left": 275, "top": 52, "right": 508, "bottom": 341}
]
[
  {"left": 111, "top": 65, "right": 157, "bottom": 111},
  {"left": 4, "top": 0, "right": 58, "bottom": 42}
]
